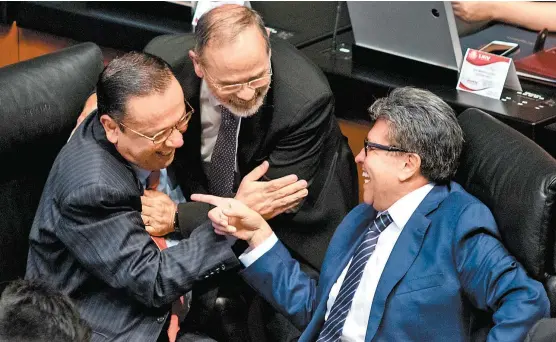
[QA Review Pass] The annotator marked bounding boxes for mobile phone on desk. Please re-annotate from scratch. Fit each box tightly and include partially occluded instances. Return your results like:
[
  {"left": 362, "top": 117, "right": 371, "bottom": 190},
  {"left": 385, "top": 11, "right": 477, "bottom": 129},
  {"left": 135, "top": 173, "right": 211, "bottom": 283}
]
[{"left": 480, "top": 41, "right": 520, "bottom": 57}]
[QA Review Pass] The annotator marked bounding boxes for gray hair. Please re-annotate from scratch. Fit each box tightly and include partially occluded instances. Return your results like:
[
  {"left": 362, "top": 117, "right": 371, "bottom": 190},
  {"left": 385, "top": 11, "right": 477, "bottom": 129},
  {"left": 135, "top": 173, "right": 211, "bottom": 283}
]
[
  {"left": 194, "top": 4, "right": 270, "bottom": 59},
  {"left": 368, "top": 87, "right": 464, "bottom": 183}
]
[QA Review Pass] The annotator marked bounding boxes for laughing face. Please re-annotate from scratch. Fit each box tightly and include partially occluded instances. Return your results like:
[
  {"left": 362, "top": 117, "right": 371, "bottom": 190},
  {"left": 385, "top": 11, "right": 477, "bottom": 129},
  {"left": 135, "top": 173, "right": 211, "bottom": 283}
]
[
  {"left": 104, "top": 76, "right": 188, "bottom": 171},
  {"left": 190, "top": 24, "right": 271, "bottom": 118},
  {"left": 354, "top": 118, "right": 408, "bottom": 211}
]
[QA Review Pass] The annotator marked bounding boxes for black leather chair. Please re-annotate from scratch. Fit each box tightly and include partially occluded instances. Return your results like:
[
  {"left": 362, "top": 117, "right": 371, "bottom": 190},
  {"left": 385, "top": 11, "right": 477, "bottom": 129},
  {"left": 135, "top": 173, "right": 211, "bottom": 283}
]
[
  {"left": 456, "top": 108, "right": 556, "bottom": 331},
  {"left": 0, "top": 43, "right": 103, "bottom": 291}
]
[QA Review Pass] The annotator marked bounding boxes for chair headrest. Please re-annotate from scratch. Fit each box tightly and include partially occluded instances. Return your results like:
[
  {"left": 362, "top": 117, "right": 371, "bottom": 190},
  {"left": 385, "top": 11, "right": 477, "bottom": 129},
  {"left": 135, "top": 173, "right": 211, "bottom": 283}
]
[
  {"left": 456, "top": 108, "right": 556, "bottom": 280},
  {"left": 0, "top": 42, "right": 103, "bottom": 164}
]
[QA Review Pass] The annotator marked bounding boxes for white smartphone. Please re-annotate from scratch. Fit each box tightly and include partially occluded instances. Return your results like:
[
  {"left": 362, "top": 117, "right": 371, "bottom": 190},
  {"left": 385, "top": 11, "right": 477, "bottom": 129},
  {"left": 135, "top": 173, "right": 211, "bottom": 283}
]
[{"left": 479, "top": 40, "right": 520, "bottom": 57}]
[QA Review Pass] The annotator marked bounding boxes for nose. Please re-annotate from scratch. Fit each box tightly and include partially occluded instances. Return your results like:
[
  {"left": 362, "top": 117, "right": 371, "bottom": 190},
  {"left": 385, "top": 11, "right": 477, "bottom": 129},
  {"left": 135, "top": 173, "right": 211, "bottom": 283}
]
[
  {"left": 165, "top": 128, "right": 184, "bottom": 148},
  {"left": 355, "top": 148, "right": 365, "bottom": 164},
  {"left": 235, "top": 85, "right": 256, "bottom": 101}
]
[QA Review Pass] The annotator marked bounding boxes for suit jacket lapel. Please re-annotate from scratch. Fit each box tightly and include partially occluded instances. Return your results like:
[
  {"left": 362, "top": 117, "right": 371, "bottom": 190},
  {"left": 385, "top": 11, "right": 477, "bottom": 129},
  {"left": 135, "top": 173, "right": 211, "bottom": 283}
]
[
  {"left": 173, "top": 60, "right": 207, "bottom": 196},
  {"left": 313, "top": 206, "right": 377, "bottom": 325},
  {"left": 365, "top": 185, "right": 450, "bottom": 342}
]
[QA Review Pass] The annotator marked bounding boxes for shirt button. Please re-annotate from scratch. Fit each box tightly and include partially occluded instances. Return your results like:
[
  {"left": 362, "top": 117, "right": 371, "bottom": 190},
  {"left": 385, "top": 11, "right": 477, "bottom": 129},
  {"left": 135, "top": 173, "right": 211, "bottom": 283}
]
[{"left": 157, "top": 316, "right": 165, "bottom": 323}]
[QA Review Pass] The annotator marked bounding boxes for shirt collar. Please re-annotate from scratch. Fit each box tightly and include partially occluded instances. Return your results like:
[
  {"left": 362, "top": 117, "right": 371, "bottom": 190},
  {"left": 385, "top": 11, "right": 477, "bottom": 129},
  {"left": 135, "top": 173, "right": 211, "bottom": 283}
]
[
  {"left": 382, "top": 183, "right": 435, "bottom": 232},
  {"left": 201, "top": 80, "right": 222, "bottom": 108}
]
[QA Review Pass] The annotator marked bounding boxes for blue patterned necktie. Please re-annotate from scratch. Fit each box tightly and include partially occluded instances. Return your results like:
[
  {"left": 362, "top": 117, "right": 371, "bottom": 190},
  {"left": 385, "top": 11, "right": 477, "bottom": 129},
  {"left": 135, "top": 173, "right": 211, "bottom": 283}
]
[
  {"left": 317, "top": 212, "right": 393, "bottom": 342},
  {"left": 208, "top": 106, "right": 240, "bottom": 197}
]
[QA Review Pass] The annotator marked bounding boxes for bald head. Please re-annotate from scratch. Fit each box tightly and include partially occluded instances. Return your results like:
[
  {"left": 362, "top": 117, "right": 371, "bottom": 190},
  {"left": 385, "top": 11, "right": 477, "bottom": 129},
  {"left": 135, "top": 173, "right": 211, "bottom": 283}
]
[{"left": 194, "top": 4, "right": 270, "bottom": 58}]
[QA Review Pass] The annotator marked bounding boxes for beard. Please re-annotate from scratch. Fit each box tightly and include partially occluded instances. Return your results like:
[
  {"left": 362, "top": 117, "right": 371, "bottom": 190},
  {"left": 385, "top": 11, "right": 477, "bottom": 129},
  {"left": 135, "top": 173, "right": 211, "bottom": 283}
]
[{"left": 217, "top": 84, "right": 270, "bottom": 118}]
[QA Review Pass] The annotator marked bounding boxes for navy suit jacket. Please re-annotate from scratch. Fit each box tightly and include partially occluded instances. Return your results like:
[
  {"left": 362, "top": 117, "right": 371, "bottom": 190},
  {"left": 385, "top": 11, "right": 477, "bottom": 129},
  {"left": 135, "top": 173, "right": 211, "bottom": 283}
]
[
  {"left": 241, "top": 182, "right": 550, "bottom": 342},
  {"left": 25, "top": 112, "right": 240, "bottom": 342}
]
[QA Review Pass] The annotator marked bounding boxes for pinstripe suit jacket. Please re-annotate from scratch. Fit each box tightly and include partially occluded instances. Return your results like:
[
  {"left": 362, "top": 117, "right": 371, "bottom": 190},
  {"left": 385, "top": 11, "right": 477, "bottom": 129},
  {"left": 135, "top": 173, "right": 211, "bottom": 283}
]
[{"left": 25, "top": 112, "right": 239, "bottom": 342}]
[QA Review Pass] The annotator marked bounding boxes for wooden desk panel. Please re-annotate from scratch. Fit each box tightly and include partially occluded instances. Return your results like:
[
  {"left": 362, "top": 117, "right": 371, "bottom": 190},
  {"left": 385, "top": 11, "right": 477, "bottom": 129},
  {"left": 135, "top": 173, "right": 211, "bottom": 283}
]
[
  {"left": 338, "top": 119, "right": 371, "bottom": 203},
  {"left": 0, "top": 23, "right": 19, "bottom": 68}
]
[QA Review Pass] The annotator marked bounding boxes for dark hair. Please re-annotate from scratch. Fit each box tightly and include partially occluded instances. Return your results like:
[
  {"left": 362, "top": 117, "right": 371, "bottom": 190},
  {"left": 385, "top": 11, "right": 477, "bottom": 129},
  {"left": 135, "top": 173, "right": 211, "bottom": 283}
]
[
  {"left": 194, "top": 4, "right": 270, "bottom": 58},
  {"left": 0, "top": 279, "right": 91, "bottom": 342},
  {"left": 96, "top": 51, "right": 175, "bottom": 122},
  {"left": 368, "top": 87, "right": 464, "bottom": 183}
]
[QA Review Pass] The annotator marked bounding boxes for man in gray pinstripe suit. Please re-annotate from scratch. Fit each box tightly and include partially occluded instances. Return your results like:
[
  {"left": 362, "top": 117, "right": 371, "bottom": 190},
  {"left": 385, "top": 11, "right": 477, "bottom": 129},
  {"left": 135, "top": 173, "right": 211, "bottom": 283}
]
[{"left": 25, "top": 52, "right": 239, "bottom": 342}]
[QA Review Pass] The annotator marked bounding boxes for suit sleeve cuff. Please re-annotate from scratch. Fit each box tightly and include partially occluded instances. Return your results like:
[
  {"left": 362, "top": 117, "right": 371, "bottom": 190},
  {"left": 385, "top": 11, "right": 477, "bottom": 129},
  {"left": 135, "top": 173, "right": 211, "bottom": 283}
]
[{"left": 238, "top": 233, "right": 278, "bottom": 267}]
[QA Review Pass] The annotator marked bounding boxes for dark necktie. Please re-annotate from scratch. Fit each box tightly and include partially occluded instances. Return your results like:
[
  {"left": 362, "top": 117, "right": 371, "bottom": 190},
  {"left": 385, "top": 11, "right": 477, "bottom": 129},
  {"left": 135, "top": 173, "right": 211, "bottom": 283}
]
[
  {"left": 208, "top": 106, "right": 240, "bottom": 196},
  {"left": 317, "top": 212, "right": 393, "bottom": 342}
]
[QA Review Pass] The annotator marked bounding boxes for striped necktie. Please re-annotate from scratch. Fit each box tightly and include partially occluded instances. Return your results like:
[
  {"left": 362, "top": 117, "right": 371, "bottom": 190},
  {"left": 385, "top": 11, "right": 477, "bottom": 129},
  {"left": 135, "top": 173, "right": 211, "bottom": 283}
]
[{"left": 317, "top": 212, "right": 393, "bottom": 342}]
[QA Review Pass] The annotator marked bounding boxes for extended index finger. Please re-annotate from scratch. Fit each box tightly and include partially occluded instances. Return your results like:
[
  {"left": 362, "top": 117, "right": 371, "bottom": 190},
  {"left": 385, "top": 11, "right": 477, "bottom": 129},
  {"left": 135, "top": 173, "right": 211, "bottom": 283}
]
[{"left": 191, "top": 193, "right": 227, "bottom": 207}]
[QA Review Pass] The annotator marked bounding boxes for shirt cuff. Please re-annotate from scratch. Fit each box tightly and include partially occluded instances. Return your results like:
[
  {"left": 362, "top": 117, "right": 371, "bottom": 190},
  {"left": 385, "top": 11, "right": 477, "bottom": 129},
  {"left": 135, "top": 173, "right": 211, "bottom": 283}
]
[{"left": 238, "top": 233, "right": 278, "bottom": 267}]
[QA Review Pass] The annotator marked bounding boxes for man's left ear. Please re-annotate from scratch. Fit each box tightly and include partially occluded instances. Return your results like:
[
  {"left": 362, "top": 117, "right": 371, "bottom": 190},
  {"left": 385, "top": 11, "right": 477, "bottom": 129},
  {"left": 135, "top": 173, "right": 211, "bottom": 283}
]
[
  {"left": 189, "top": 50, "right": 204, "bottom": 79},
  {"left": 399, "top": 153, "right": 421, "bottom": 182}
]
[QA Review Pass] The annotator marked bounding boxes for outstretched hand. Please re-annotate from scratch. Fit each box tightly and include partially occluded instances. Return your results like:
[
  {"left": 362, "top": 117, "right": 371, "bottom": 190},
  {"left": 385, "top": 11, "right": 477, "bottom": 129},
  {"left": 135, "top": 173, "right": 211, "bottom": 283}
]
[
  {"left": 191, "top": 194, "right": 272, "bottom": 245},
  {"left": 235, "top": 161, "right": 308, "bottom": 219}
]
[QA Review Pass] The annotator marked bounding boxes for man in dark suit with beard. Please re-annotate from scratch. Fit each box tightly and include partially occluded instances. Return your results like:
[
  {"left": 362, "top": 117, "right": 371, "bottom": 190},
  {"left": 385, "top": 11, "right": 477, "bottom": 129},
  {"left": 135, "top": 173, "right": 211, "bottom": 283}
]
[
  {"left": 26, "top": 52, "right": 240, "bottom": 342},
  {"left": 144, "top": 3, "right": 358, "bottom": 279}
]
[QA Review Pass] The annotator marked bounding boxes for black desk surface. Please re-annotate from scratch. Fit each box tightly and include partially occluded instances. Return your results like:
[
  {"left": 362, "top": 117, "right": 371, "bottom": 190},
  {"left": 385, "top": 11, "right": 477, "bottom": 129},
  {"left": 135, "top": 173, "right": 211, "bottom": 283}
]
[{"left": 301, "top": 29, "right": 556, "bottom": 139}]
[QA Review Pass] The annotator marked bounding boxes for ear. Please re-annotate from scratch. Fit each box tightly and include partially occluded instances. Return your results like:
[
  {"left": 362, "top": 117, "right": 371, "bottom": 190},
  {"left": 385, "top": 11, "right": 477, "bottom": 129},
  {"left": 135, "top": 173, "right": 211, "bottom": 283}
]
[
  {"left": 188, "top": 50, "right": 204, "bottom": 79},
  {"left": 100, "top": 114, "right": 120, "bottom": 145},
  {"left": 398, "top": 153, "right": 421, "bottom": 182},
  {"left": 265, "top": 27, "right": 271, "bottom": 37}
]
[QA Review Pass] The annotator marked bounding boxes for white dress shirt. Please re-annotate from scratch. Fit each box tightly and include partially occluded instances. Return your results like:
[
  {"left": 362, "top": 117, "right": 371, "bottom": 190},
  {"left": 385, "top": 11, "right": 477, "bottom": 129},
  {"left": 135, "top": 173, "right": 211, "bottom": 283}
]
[
  {"left": 240, "top": 183, "right": 435, "bottom": 341},
  {"left": 199, "top": 80, "right": 241, "bottom": 170}
]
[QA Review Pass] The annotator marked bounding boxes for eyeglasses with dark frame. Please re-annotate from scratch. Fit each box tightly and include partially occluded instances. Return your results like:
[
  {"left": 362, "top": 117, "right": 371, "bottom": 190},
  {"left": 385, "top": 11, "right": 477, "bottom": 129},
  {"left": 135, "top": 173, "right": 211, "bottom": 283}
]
[
  {"left": 364, "top": 138, "right": 410, "bottom": 156},
  {"left": 118, "top": 100, "right": 195, "bottom": 145},
  {"left": 202, "top": 56, "right": 272, "bottom": 95}
]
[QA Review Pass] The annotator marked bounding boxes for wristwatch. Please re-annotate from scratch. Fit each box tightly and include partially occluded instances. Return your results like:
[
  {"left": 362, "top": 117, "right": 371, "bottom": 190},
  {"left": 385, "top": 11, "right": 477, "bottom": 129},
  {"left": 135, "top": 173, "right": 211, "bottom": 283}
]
[{"left": 173, "top": 210, "right": 180, "bottom": 232}]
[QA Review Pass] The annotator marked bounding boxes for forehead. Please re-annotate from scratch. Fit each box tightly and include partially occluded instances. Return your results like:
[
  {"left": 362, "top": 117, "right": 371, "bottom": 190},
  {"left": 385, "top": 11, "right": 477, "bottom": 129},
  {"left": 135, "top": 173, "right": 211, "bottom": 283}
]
[
  {"left": 202, "top": 26, "right": 269, "bottom": 76},
  {"left": 124, "top": 77, "right": 185, "bottom": 129},
  {"left": 367, "top": 118, "right": 391, "bottom": 144}
]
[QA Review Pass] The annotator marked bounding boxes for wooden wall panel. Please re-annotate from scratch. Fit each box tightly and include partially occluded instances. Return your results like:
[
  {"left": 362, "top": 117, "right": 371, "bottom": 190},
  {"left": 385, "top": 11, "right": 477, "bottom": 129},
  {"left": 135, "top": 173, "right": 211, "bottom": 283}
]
[
  {"left": 0, "top": 23, "right": 19, "bottom": 68},
  {"left": 18, "top": 27, "right": 75, "bottom": 62},
  {"left": 18, "top": 27, "right": 123, "bottom": 65},
  {"left": 338, "top": 119, "right": 371, "bottom": 203}
]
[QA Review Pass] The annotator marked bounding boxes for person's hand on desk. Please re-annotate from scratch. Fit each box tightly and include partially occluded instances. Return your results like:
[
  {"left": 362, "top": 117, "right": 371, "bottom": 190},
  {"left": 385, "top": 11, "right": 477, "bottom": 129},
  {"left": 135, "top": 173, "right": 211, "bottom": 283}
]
[
  {"left": 191, "top": 194, "right": 273, "bottom": 248},
  {"left": 452, "top": 1, "right": 556, "bottom": 32},
  {"left": 452, "top": 2, "right": 495, "bottom": 22},
  {"left": 141, "top": 190, "right": 177, "bottom": 237},
  {"left": 234, "top": 161, "right": 309, "bottom": 220}
]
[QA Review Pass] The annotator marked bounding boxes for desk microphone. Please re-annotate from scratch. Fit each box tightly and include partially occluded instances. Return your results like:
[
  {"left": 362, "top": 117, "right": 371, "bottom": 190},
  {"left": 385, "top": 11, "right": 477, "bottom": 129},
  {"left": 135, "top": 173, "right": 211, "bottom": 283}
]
[{"left": 331, "top": 1, "right": 342, "bottom": 53}]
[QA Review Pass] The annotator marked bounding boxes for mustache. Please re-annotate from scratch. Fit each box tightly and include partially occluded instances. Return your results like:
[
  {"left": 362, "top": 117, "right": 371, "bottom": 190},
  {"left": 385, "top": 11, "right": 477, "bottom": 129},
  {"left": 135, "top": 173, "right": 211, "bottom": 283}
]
[{"left": 228, "top": 88, "right": 263, "bottom": 108}]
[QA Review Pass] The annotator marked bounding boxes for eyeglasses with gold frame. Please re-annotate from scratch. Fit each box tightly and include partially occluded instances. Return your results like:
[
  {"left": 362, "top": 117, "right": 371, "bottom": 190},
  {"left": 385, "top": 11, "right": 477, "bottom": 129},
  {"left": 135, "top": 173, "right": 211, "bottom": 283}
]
[
  {"left": 118, "top": 100, "right": 194, "bottom": 145},
  {"left": 202, "top": 57, "right": 272, "bottom": 95}
]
